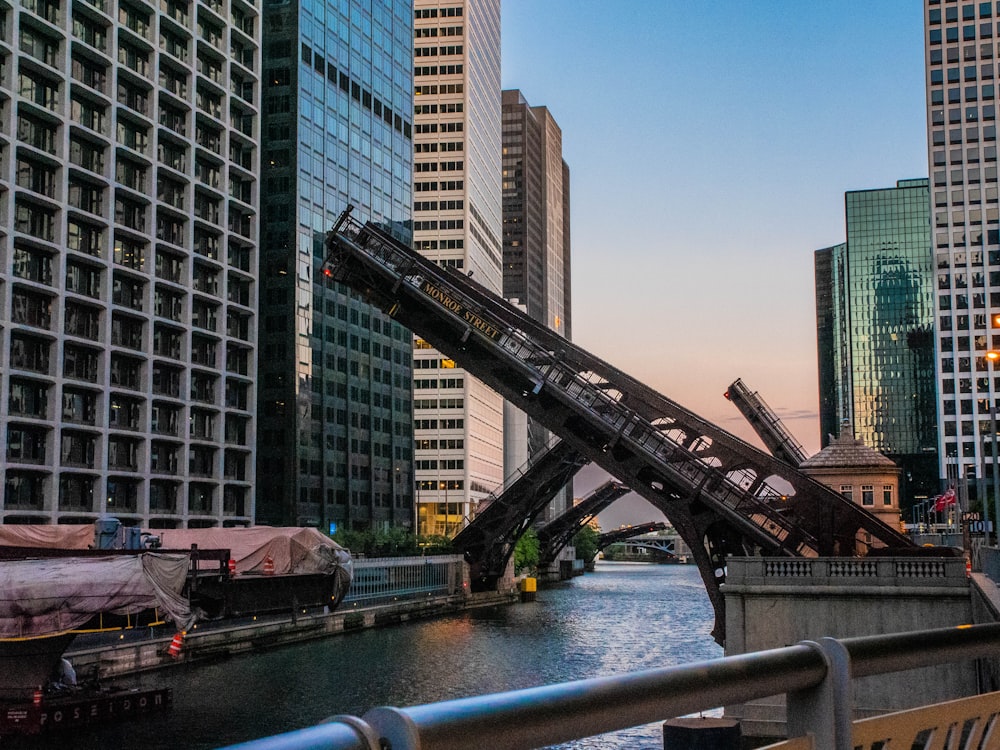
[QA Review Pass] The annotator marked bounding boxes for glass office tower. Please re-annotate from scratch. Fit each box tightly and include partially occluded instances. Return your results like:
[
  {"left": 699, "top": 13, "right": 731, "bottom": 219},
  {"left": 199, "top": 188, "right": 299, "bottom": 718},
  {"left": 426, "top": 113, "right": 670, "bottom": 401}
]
[
  {"left": 815, "top": 180, "right": 938, "bottom": 506},
  {"left": 925, "top": 1, "right": 1000, "bottom": 496},
  {"left": 500, "top": 88, "right": 572, "bottom": 522},
  {"left": 256, "top": 0, "right": 415, "bottom": 530},
  {"left": 412, "top": 0, "right": 503, "bottom": 536},
  {"left": 0, "top": 0, "right": 259, "bottom": 527},
  {"left": 815, "top": 243, "right": 849, "bottom": 450}
]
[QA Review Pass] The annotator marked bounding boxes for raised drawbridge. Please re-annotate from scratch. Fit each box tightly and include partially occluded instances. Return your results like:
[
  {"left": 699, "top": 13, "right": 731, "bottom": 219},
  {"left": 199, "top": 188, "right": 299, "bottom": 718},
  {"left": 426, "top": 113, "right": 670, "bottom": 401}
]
[
  {"left": 323, "top": 207, "right": 917, "bottom": 643},
  {"left": 450, "top": 439, "right": 587, "bottom": 589},
  {"left": 536, "top": 480, "right": 632, "bottom": 570},
  {"left": 724, "top": 378, "right": 808, "bottom": 466}
]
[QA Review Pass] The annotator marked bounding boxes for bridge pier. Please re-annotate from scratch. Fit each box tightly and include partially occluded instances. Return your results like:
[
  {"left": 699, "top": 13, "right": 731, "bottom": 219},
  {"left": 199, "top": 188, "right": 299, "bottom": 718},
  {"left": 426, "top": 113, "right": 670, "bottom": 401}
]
[
  {"left": 722, "top": 556, "right": 980, "bottom": 741},
  {"left": 537, "top": 548, "right": 580, "bottom": 583}
]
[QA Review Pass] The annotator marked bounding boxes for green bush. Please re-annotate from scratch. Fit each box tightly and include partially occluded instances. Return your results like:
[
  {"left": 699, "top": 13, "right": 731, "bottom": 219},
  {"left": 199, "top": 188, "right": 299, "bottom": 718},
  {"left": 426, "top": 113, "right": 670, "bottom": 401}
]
[
  {"left": 514, "top": 528, "right": 539, "bottom": 575},
  {"left": 572, "top": 525, "right": 600, "bottom": 564}
]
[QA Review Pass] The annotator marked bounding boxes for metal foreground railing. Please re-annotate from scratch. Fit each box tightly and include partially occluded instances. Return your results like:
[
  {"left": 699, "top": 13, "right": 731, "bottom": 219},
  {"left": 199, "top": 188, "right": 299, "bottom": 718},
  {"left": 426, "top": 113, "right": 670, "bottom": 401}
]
[{"left": 219, "top": 623, "right": 1000, "bottom": 750}]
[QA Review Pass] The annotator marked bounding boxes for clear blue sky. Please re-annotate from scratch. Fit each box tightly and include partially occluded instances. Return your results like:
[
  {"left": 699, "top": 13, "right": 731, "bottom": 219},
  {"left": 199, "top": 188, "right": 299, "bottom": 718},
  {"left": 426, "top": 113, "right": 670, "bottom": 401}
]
[{"left": 500, "top": 1, "right": 929, "bottom": 526}]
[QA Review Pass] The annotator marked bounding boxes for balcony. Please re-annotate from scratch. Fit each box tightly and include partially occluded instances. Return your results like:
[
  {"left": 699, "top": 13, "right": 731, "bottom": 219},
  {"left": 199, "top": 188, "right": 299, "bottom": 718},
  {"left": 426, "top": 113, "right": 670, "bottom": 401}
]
[{"left": 223, "top": 487, "right": 246, "bottom": 517}]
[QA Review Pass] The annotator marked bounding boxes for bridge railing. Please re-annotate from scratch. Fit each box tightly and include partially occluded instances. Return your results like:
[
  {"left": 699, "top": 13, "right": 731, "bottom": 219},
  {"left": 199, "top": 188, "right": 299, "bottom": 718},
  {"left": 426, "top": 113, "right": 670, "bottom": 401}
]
[{"left": 218, "top": 622, "right": 1000, "bottom": 750}]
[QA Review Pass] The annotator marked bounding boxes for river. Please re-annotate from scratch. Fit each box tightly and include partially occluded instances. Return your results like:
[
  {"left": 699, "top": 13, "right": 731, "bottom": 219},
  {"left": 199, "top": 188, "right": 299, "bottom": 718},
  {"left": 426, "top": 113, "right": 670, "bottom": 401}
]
[{"left": 14, "top": 561, "right": 722, "bottom": 750}]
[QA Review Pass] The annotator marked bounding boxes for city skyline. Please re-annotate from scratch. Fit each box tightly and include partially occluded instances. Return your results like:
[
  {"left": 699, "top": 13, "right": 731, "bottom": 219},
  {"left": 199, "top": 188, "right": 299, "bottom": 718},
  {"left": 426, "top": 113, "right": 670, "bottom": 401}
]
[{"left": 501, "top": 1, "right": 929, "bottom": 467}]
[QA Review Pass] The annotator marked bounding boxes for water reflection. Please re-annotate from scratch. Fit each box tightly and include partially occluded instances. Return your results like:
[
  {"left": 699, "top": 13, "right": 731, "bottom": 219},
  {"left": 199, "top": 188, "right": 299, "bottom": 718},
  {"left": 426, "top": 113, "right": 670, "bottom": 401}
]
[{"left": 13, "top": 561, "right": 720, "bottom": 749}]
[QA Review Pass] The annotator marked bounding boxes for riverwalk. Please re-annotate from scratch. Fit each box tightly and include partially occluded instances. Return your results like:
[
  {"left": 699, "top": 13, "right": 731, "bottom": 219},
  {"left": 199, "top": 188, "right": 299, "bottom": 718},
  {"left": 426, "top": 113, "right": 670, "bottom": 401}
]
[{"left": 64, "top": 554, "right": 515, "bottom": 682}]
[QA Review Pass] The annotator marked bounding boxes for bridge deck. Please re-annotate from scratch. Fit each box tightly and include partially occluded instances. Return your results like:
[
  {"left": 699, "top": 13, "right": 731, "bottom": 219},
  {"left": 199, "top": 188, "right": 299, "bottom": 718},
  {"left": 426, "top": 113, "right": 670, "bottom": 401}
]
[{"left": 323, "top": 208, "right": 917, "bottom": 642}]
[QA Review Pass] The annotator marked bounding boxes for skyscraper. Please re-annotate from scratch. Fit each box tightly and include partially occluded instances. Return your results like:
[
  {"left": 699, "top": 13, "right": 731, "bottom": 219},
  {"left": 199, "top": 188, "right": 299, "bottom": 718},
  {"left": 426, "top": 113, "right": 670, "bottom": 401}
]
[
  {"left": 255, "top": 0, "right": 415, "bottom": 530},
  {"left": 501, "top": 89, "right": 572, "bottom": 521},
  {"left": 0, "top": 0, "right": 259, "bottom": 527},
  {"left": 815, "top": 242, "right": 849, "bottom": 444},
  {"left": 412, "top": 0, "right": 503, "bottom": 536},
  {"left": 814, "top": 180, "right": 937, "bottom": 507},
  {"left": 924, "top": 2, "right": 1000, "bottom": 498}
]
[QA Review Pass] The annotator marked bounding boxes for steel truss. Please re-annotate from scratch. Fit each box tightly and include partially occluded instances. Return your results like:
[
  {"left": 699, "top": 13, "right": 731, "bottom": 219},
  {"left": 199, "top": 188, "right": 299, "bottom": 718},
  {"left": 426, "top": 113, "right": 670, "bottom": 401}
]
[{"left": 324, "top": 208, "right": 916, "bottom": 642}]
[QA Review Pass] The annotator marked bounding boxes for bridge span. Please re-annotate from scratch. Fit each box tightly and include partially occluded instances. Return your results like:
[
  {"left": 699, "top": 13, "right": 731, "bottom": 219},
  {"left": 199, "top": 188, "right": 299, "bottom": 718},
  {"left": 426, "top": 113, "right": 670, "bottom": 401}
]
[{"left": 324, "top": 208, "right": 922, "bottom": 643}]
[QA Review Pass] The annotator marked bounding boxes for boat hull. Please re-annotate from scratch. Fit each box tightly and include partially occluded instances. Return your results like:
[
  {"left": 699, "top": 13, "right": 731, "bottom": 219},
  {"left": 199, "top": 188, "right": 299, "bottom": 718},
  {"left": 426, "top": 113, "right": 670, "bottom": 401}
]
[
  {"left": 0, "top": 686, "right": 171, "bottom": 736},
  {"left": 0, "top": 633, "right": 76, "bottom": 702}
]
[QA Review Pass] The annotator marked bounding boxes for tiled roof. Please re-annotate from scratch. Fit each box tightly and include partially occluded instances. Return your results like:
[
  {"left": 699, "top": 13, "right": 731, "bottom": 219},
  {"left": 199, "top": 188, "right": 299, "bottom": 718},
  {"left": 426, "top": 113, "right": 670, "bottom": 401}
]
[{"left": 799, "top": 431, "right": 898, "bottom": 470}]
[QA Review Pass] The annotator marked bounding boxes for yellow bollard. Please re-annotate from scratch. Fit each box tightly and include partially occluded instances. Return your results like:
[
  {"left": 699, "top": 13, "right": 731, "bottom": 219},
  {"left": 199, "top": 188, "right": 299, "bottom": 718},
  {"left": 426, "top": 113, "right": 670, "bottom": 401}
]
[{"left": 519, "top": 577, "right": 537, "bottom": 602}]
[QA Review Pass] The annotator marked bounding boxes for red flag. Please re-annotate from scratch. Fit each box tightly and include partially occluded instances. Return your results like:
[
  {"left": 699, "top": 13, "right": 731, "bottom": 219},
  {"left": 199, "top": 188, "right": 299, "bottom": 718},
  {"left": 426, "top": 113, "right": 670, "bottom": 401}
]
[{"left": 933, "top": 487, "right": 956, "bottom": 513}]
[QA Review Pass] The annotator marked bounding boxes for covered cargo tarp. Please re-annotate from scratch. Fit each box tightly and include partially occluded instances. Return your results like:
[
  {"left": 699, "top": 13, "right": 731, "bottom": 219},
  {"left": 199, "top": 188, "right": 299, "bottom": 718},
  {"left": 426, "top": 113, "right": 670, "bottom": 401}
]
[
  {"left": 0, "top": 553, "right": 194, "bottom": 639},
  {"left": 0, "top": 525, "right": 92, "bottom": 550},
  {"left": 154, "top": 527, "right": 352, "bottom": 581}
]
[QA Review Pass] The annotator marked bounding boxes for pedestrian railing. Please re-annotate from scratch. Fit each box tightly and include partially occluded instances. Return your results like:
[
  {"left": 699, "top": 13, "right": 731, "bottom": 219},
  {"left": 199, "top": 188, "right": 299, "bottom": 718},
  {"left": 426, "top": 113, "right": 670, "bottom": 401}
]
[
  {"left": 218, "top": 622, "right": 1000, "bottom": 750},
  {"left": 343, "top": 556, "right": 465, "bottom": 608},
  {"left": 764, "top": 691, "right": 1000, "bottom": 750}
]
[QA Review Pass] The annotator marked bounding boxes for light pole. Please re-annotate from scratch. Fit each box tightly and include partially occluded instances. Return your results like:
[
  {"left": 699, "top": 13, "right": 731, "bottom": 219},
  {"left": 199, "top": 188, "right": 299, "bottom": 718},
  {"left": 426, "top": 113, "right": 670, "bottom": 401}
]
[
  {"left": 985, "top": 350, "right": 1000, "bottom": 547},
  {"left": 440, "top": 481, "right": 449, "bottom": 537}
]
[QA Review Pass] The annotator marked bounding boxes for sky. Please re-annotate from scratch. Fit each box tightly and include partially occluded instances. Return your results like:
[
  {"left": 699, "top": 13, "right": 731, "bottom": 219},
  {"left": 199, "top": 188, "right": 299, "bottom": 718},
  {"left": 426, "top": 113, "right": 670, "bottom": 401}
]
[{"left": 499, "top": 1, "right": 930, "bottom": 528}]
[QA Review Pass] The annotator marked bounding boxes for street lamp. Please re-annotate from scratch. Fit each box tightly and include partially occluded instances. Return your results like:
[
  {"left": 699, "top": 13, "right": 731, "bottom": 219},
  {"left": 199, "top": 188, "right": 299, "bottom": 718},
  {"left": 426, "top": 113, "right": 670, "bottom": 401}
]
[{"left": 985, "top": 350, "right": 1000, "bottom": 547}]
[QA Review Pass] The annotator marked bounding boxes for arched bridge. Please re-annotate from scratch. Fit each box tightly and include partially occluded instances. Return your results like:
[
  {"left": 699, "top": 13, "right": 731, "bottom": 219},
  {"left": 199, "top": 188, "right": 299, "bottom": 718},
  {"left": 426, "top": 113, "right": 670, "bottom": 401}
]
[
  {"left": 324, "top": 207, "right": 918, "bottom": 643},
  {"left": 597, "top": 522, "right": 668, "bottom": 550}
]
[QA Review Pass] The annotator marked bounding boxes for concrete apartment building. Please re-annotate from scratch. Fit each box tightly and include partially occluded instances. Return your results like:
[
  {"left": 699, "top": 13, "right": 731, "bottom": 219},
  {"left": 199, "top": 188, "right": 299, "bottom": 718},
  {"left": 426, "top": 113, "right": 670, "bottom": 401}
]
[
  {"left": 0, "top": 0, "right": 259, "bottom": 527},
  {"left": 412, "top": 0, "right": 503, "bottom": 536},
  {"left": 500, "top": 88, "right": 572, "bottom": 522},
  {"left": 254, "top": 0, "right": 415, "bottom": 531},
  {"left": 925, "top": 1, "right": 1000, "bottom": 500}
]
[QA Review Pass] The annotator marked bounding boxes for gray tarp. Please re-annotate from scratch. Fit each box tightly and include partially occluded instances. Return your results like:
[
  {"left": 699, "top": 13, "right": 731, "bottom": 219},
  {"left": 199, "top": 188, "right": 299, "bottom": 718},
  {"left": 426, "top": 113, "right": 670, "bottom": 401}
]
[
  {"left": 0, "top": 553, "right": 193, "bottom": 639},
  {"left": 154, "top": 527, "right": 353, "bottom": 581}
]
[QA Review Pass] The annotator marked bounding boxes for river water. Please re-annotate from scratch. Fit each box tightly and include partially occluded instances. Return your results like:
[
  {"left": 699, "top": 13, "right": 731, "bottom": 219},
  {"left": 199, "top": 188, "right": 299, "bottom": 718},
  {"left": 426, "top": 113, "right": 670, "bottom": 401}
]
[{"left": 16, "top": 561, "right": 722, "bottom": 750}]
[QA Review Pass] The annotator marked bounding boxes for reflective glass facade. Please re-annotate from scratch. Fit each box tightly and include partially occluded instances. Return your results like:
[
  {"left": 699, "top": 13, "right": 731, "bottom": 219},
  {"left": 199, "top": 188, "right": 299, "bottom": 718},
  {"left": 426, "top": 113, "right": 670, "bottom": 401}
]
[
  {"left": 925, "top": 0, "right": 1000, "bottom": 494},
  {"left": 256, "top": 0, "right": 415, "bottom": 530},
  {"left": 815, "top": 242, "right": 849, "bottom": 444},
  {"left": 815, "top": 180, "right": 938, "bottom": 504}
]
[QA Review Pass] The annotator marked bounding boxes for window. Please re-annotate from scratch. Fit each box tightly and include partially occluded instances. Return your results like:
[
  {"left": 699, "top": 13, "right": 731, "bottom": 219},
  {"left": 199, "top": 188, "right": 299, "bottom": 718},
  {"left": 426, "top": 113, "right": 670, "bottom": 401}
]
[
  {"left": 861, "top": 485, "right": 874, "bottom": 506},
  {"left": 882, "top": 485, "right": 893, "bottom": 507}
]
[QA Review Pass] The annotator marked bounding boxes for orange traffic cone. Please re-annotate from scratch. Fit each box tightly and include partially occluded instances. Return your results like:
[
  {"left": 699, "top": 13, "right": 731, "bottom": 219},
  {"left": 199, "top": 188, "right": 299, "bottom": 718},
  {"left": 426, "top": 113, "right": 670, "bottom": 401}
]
[
  {"left": 263, "top": 556, "right": 275, "bottom": 576},
  {"left": 33, "top": 687, "right": 42, "bottom": 706},
  {"left": 966, "top": 559, "right": 972, "bottom": 578},
  {"left": 167, "top": 631, "right": 184, "bottom": 659},
  {"left": 227, "top": 558, "right": 236, "bottom": 576}
]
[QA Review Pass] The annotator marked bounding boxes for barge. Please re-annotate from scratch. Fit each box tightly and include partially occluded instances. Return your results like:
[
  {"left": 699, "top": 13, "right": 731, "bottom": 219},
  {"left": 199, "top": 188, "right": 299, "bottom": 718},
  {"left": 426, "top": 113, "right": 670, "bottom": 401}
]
[{"left": 0, "top": 520, "right": 353, "bottom": 736}]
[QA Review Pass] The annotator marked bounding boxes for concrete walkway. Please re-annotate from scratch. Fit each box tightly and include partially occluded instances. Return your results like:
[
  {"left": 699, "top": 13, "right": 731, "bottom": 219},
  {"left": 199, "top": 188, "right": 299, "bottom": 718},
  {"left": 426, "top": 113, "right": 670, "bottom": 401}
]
[{"left": 64, "top": 589, "right": 518, "bottom": 682}]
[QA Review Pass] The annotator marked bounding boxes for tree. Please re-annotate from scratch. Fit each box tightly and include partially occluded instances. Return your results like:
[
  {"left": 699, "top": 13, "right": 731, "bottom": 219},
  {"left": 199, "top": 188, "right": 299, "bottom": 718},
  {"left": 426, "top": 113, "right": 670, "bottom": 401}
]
[
  {"left": 513, "top": 528, "right": 539, "bottom": 575},
  {"left": 572, "top": 524, "right": 600, "bottom": 565},
  {"left": 330, "top": 527, "right": 453, "bottom": 557}
]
